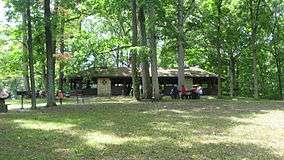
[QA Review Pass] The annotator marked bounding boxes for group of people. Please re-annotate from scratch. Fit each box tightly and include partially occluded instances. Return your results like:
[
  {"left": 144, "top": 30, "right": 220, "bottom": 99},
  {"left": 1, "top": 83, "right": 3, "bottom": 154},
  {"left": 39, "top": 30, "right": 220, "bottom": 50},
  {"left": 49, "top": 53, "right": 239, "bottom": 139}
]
[{"left": 170, "top": 84, "right": 203, "bottom": 99}]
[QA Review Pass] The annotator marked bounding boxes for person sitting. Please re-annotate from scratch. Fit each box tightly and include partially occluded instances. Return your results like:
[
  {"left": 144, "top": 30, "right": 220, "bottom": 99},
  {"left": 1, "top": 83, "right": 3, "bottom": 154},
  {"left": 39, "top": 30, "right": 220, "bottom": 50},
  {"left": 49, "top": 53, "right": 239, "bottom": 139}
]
[
  {"left": 190, "top": 85, "right": 201, "bottom": 99},
  {"left": 170, "top": 86, "right": 179, "bottom": 99},
  {"left": 196, "top": 86, "right": 203, "bottom": 97},
  {"left": 180, "top": 85, "right": 189, "bottom": 99}
]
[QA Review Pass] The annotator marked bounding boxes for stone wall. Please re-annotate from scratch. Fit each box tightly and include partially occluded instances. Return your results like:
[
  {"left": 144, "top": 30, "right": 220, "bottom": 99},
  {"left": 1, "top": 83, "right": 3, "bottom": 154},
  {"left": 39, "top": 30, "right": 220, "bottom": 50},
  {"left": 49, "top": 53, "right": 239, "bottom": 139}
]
[{"left": 97, "top": 78, "right": 111, "bottom": 96}]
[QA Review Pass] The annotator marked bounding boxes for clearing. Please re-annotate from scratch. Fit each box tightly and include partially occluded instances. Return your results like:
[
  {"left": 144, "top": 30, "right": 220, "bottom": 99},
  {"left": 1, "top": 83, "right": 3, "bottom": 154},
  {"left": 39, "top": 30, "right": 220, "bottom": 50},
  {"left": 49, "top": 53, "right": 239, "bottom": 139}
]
[{"left": 0, "top": 98, "right": 284, "bottom": 159}]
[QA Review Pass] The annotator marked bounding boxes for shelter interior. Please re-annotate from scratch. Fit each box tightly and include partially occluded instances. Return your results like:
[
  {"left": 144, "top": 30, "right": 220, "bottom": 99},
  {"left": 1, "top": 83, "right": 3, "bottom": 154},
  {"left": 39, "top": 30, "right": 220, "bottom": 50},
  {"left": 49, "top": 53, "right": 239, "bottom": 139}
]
[{"left": 69, "top": 67, "right": 218, "bottom": 97}]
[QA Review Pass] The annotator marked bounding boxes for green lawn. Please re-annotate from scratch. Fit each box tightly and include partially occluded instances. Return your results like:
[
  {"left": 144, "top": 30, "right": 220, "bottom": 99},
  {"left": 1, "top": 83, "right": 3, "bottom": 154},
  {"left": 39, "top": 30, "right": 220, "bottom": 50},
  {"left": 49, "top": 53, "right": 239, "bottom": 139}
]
[{"left": 1, "top": 98, "right": 284, "bottom": 159}]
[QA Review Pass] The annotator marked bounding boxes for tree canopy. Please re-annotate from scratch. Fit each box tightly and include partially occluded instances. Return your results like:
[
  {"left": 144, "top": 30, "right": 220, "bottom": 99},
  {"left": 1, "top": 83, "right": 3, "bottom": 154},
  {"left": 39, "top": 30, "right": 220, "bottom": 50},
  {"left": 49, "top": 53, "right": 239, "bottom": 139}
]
[{"left": 0, "top": 0, "right": 283, "bottom": 102}]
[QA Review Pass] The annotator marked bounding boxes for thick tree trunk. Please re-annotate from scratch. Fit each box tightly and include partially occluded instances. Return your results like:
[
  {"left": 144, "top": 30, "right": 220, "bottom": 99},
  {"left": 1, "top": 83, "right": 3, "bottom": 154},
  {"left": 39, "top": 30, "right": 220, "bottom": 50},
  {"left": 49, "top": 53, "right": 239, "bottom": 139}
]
[
  {"left": 138, "top": 5, "right": 152, "bottom": 99},
  {"left": 177, "top": 0, "right": 185, "bottom": 89},
  {"left": 131, "top": 0, "right": 140, "bottom": 100},
  {"left": 44, "top": 0, "right": 56, "bottom": 107},
  {"left": 22, "top": 13, "right": 31, "bottom": 93},
  {"left": 26, "top": 0, "right": 36, "bottom": 109},
  {"left": 216, "top": 0, "right": 222, "bottom": 98},
  {"left": 148, "top": 1, "right": 160, "bottom": 100},
  {"left": 59, "top": 18, "right": 65, "bottom": 91}
]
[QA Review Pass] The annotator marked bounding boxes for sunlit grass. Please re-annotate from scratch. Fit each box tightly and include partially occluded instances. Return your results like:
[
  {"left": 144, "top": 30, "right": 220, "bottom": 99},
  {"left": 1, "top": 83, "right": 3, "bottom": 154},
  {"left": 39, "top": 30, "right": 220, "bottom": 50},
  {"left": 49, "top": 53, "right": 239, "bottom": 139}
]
[
  {"left": 0, "top": 98, "right": 284, "bottom": 159},
  {"left": 13, "top": 119, "right": 76, "bottom": 131}
]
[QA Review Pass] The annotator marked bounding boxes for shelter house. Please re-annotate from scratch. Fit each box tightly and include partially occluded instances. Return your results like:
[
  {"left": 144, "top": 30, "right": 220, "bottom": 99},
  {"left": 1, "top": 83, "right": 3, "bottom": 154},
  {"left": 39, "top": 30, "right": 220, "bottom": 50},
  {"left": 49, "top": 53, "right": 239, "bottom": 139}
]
[{"left": 68, "top": 67, "right": 219, "bottom": 97}]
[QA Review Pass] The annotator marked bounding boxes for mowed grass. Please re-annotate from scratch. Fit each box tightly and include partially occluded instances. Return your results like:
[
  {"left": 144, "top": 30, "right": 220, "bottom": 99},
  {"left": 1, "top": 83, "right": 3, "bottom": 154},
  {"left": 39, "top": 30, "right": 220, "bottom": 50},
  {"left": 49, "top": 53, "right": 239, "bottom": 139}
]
[{"left": 1, "top": 97, "right": 284, "bottom": 160}]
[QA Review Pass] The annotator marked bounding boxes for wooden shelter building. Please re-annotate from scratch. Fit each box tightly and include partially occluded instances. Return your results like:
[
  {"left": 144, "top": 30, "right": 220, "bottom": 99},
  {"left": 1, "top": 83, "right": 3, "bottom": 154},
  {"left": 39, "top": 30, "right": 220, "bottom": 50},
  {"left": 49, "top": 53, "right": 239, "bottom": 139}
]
[{"left": 69, "top": 67, "right": 219, "bottom": 97}]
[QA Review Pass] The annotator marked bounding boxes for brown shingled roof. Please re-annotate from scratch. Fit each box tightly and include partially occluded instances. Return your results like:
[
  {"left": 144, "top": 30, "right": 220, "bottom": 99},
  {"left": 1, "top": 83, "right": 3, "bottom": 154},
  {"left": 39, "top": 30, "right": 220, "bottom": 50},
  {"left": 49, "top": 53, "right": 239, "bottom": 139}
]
[{"left": 75, "top": 67, "right": 217, "bottom": 78}]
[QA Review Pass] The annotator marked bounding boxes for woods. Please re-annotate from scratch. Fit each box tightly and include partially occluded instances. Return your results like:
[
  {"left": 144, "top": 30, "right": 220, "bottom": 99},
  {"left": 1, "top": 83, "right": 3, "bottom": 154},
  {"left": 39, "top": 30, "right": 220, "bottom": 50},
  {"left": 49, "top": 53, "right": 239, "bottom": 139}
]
[
  {"left": 1, "top": 1, "right": 284, "bottom": 159},
  {"left": 0, "top": 0, "right": 284, "bottom": 104}
]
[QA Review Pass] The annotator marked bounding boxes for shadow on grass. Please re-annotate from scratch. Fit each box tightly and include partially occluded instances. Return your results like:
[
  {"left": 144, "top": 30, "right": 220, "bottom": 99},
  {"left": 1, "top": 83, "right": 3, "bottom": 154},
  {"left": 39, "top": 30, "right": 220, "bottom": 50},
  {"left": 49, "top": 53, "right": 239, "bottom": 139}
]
[
  {"left": 0, "top": 120, "right": 281, "bottom": 160},
  {"left": 0, "top": 100, "right": 283, "bottom": 159}
]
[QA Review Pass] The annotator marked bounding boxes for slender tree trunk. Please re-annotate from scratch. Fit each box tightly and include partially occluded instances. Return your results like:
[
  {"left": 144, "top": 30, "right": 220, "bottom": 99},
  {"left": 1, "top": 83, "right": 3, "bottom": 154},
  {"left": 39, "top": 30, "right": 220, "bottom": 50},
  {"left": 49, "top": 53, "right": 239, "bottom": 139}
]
[
  {"left": 23, "top": 66, "right": 30, "bottom": 93},
  {"left": 251, "top": 25, "right": 258, "bottom": 99},
  {"left": 177, "top": 0, "right": 185, "bottom": 89},
  {"left": 59, "top": 18, "right": 65, "bottom": 91},
  {"left": 148, "top": 0, "right": 160, "bottom": 100},
  {"left": 250, "top": 0, "right": 261, "bottom": 99},
  {"left": 216, "top": 0, "right": 222, "bottom": 98},
  {"left": 44, "top": 0, "right": 56, "bottom": 107},
  {"left": 52, "top": 0, "right": 59, "bottom": 93},
  {"left": 235, "top": 59, "right": 240, "bottom": 96},
  {"left": 22, "top": 13, "right": 31, "bottom": 93},
  {"left": 26, "top": 0, "right": 36, "bottom": 109},
  {"left": 42, "top": 64, "right": 48, "bottom": 92},
  {"left": 131, "top": 0, "right": 140, "bottom": 100},
  {"left": 275, "top": 53, "right": 283, "bottom": 99},
  {"left": 116, "top": 45, "right": 120, "bottom": 67},
  {"left": 271, "top": 13, "right": 283, "bottom": 99},
  {"left": 229, "top": 52, "right": 236, "bottom": 97},
  {"left": 138, "top": 5, "right": 152, "bottom": 99}
]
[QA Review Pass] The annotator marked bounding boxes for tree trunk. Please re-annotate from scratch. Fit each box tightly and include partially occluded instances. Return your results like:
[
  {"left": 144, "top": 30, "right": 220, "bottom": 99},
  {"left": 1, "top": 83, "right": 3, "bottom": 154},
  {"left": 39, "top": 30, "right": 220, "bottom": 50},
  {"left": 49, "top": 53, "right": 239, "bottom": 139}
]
[
  {"left": 275, "top": 54, "right": 283, "bottom": 99},
  {"left": 44, "top": 0, "right": 56, "bottom": 107},
  {"left": 59, "top": 17, "right": 65, "bottom": 91},
  {"left": 251, "top": 25, "right": 258, "bottom": 99},
  {"left": 229, "top": 52, "right": 236, "bottom": 97},
  {"left": 131, "top": 0, "right": 140, "bottom": 100},
  {"left": 22, "top": 13, "right": 31, "bottom": 93},
  {"left": 42, "top": 64, "right": 48, "bottom": 92},
  {"left": 148, "top": 1, "right": 160, "bottom": 100},
  {"left": 26, "top": 0, "right": 36, "bottom": 109},
  {"left": 216, "top": 0, "right": 222, "bottom": 98},
  {"left": 250, "top": 0, "right": 261, "bottom": 99},
  {"left": 138, "top": 5, "right": 152, "bottom": 99},
  {"left": 271, "top": 13, "right": 283, "bottom": 99},
  {"left": 23, "top": 66, "right": 30, "bottom": 93},
  {"left": 177, "top": 0, "right": 185, "bottom": 89},
  {"left": 52, "top": 0, "right": 59, "bottom": 94},
  {"left": 116, "top": 45, "right": 120, "bottom": 67}
]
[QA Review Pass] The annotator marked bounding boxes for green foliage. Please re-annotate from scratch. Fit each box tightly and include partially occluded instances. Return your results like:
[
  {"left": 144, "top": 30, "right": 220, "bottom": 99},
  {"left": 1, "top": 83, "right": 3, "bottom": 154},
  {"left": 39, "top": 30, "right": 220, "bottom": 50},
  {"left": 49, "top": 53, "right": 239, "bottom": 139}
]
[{"left": 0, "top": 0, "right": 284, "bottom": 99}]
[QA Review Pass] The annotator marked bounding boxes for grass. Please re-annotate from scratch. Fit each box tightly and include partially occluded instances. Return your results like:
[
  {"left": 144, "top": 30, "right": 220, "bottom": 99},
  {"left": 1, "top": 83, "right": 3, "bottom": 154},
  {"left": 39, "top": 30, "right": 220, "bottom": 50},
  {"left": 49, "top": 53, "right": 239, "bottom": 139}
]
[{"left": 1, "top": 97, "right": 284, "bottom": 159}]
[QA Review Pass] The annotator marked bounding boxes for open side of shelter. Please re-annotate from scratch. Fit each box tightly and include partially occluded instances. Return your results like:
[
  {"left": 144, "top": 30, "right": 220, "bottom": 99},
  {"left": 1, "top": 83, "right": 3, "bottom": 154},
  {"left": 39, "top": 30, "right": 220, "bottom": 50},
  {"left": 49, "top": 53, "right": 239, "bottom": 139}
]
[{"left": 68, "top": 67, "right": 219, "bottom": 97}]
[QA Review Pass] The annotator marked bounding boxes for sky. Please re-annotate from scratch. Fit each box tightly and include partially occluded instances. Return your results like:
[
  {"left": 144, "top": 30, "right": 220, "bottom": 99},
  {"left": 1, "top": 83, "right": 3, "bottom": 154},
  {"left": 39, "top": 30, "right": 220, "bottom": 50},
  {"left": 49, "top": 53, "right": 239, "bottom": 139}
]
[{"left": 0, "top": 0, "right": 6, "bottom": 23}]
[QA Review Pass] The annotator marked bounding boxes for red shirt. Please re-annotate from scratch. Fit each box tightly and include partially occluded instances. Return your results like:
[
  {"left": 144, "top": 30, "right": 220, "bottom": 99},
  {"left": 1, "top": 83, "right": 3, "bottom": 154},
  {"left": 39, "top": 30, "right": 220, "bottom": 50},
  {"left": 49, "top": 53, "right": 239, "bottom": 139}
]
[
  {"left": 181, "top": 86, "right": 188, "bottom": 94},
  {"left": 58, "top": 92, "right": 64, "bottom": 99}
]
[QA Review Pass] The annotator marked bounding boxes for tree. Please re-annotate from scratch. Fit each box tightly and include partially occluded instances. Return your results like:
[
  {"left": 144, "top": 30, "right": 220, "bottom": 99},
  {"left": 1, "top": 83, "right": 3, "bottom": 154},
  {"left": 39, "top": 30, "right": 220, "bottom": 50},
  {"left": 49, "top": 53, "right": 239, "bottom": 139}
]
[
  {"left": 269, "top": 0, "right": 284, "bottom": 99},
  {"left": 138, "top": 4, "right": 152, "bottom": 99},
  {"left": 215, "top": 0, "right": 223, "bottom": 98},
  {"left": 26, "top": 0, "right": 36, "bottom": 109},
  {"left": 148, "top": 0, "right": 160, "bottom": 100},
  {"left": 249, "top": 0, "right": 263, "bottom": 99},
  {"left": 177, "top": 0, "right": 185, "bottom": 89},
  {"left": 44, "top": 0, "right": 56, "bottom": 107},
  {"left": 21, "top": 13, "right": 30, "bottom": 94},
  {"left": 59, "top": 16, "right": 65, "bottom": 91},
  {"left": 131, "top": 0, "right": 140, "bottom": 100}
]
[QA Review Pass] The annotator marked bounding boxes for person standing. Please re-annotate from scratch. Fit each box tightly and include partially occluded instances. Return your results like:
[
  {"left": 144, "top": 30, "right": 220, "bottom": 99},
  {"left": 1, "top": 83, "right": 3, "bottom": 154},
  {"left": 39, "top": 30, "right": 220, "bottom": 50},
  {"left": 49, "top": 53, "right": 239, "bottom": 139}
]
[{"left": 58, "top": 90, "right": 64, "bottom": 105}]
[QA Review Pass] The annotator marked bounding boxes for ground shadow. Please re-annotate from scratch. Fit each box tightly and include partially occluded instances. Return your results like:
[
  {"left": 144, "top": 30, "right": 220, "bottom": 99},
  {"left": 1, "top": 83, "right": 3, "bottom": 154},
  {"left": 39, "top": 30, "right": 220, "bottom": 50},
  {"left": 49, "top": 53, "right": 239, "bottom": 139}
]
[{"left": 0, "top": 99, "right": 283, "bottom": 159}]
